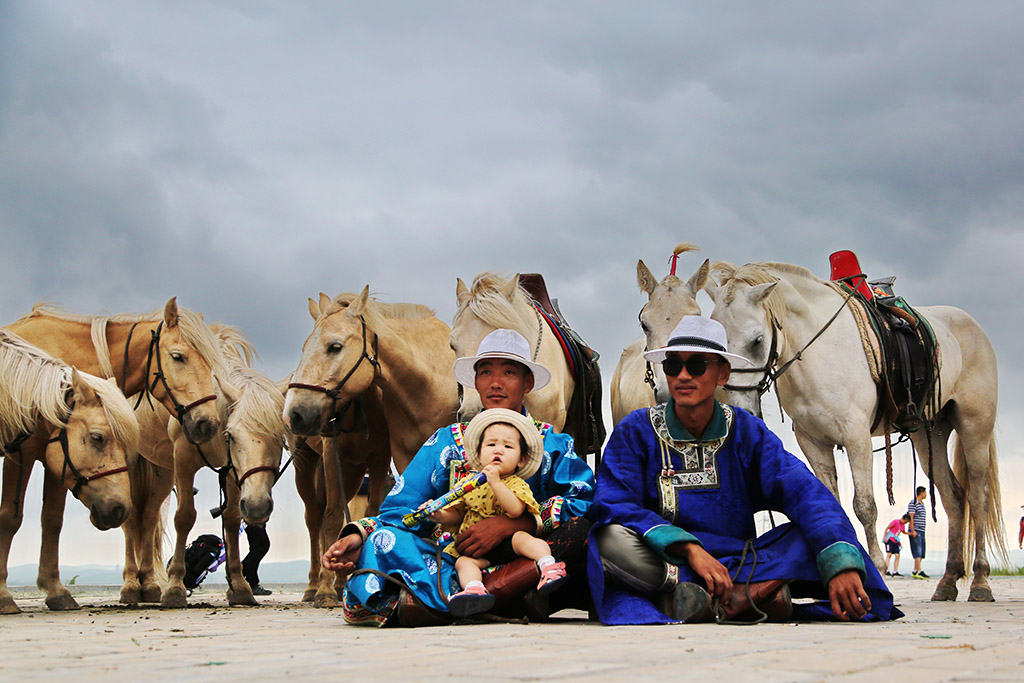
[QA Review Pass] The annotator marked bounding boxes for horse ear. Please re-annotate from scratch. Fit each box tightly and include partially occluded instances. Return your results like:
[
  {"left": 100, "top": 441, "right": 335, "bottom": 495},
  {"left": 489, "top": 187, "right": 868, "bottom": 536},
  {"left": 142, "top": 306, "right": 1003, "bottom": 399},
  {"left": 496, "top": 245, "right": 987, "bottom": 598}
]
[
  {"left": 685, "top": 259, "right": 710, "bottom": 298},
  {"left": 163, "top": 297, "right": 179, "bottom": 328},
  {"left": 456, "top": 278, "right": 470, "bottom": 307},
  {"left": 70, "top": 368, "right": 97, "bottom": 404},
  {"left": 748, "top": 281, "right": 779, "bottom": 305},
  {"left": 318, "top": 292, "right": 332, "bottom": 313},
  {"left": 704, "top": 279, "right": 720, "bottom": 301},
  {"left": 501, "top": 275, "right": 520, "bottom": 301},
  {"left": 637, "top": 260, "right": 656, "bottom": 296},
  {"left": 217, "top": 374, "right": 241, "bottom": 405},
  {"left": 308, "top": 297, "right": 320, "bottom": 320},
  {"left": 347, "top": 285, "right": 370, "bottom": 317},
  {"left": 276, "top": 374, "right": 293, "bottom": 397}
]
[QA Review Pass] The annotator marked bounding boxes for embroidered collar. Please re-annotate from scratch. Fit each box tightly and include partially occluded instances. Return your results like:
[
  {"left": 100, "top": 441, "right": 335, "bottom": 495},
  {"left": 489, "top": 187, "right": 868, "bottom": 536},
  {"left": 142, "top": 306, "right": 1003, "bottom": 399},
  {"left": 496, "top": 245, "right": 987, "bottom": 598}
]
[{"left": 664, "top": 401, "right": 728, "bottom": 442}]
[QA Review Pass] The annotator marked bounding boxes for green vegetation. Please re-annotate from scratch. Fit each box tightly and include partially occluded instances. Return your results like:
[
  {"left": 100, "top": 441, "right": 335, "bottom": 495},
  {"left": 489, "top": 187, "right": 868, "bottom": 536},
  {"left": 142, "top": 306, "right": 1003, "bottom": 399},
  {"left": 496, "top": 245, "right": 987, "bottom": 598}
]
[{"left": 990, "top": 565, "right": 1024, "bottom": 576}]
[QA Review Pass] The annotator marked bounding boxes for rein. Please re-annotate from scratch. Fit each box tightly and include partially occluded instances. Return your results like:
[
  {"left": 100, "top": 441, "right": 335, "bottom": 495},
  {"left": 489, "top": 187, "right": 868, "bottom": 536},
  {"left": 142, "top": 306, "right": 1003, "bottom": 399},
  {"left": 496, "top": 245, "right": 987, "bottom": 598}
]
[{"left": 287, "top": 316, "right": 381, "bottom": 527}]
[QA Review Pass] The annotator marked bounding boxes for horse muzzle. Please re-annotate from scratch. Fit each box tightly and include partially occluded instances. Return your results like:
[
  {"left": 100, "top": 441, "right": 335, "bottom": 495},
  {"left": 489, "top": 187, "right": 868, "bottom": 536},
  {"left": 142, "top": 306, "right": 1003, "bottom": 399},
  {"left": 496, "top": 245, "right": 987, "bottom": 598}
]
[
  {"left": 286, "top": 403, "right": 324, "bottom": 437},
  {"left": 240, "top": 495, "right": 274, "bottom": 525},
  {"left": 182, "top": 413, "right": 220, "bottom": 445},
  {"left": 89, "top": 500, "right": 129, "bottom": 530}
]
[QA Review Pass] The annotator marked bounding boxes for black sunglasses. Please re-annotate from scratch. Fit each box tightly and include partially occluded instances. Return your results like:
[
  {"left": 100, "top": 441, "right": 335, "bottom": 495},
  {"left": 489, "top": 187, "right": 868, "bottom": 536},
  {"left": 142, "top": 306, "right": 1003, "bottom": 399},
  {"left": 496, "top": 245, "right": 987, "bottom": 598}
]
[{"left": 662, "top": 356, "right": 721, "bottom": 378}]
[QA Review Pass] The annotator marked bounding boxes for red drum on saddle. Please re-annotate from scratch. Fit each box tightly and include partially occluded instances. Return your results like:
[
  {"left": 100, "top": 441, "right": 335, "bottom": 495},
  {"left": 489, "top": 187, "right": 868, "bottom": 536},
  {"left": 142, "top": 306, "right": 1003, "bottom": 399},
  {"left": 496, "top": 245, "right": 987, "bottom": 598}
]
[{"left": 829, "top": 250, "right": 873, "bottom": 300}]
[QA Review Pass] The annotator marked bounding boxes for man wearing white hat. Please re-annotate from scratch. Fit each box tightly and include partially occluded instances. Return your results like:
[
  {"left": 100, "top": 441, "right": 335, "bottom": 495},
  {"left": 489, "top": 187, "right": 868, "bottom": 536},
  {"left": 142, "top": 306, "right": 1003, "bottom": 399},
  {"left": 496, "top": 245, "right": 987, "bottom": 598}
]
[
  {"left": 324, "top": 329, "right": 595, "bottom": 626},
  {"left": 588, "top": 315, "right": 899, "bottom": 625}
]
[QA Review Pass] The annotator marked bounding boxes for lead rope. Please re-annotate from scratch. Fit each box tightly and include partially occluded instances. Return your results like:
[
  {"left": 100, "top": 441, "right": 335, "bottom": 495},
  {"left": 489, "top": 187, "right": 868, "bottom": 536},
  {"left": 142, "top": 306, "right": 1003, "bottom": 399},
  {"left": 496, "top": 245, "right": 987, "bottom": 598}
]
[{"left": 713, "top": 539, "right": 768, "bottom": 625}]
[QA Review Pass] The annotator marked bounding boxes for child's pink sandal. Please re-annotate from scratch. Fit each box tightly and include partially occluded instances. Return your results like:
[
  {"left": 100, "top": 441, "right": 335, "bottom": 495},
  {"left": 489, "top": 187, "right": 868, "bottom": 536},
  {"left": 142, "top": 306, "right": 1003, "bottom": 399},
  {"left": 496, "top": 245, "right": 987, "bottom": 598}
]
[
  {"left": 536, "top": 561, "right": 567, "bottom": 596},
  {"left": 448, "top": 584, "right": 495, "bottom": 617}
]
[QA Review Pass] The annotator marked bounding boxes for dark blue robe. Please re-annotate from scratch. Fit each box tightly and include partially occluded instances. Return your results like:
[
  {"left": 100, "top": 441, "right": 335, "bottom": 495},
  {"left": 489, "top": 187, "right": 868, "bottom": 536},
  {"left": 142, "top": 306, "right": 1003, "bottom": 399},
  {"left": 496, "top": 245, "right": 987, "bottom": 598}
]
[{"left": 588, "top": 403, "right": 899, "bottom": 624}]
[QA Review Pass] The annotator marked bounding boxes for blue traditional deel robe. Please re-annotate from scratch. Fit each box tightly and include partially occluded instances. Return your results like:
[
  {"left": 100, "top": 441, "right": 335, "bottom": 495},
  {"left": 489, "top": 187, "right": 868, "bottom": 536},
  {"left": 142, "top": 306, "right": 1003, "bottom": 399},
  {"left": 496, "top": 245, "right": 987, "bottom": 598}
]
[
  {"left": 588, "top": 402, "right": 900, "bottom": 625},
  {"left": 342, "top": 416, "right": 594, "bottom": 626}
]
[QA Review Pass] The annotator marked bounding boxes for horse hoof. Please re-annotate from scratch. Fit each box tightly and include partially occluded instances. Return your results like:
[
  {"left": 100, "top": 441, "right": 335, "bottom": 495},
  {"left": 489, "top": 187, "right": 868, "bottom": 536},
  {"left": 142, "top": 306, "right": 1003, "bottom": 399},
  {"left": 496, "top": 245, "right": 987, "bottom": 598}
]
[
  {"left": 119, "top": 587, "right": 141, "bottom": 605},
  {"left": 227, "top": 588, "right": 258, "bottom": 607},
  {"left": 0, "top": 597, "right": 21, "bottom": 615},
  {"left": 930, "top": 583, "right": 959, "bottom": 602},
  {"left": 140, "top": 585, "right": 163, "bottom": 603},
  {"left": 161, "top": 588, "right": 188, "bottom": 609},
  {"left": 968, "top": 586, "right": 995, "bottom": 602},
  {"left": 313, "top": 592, "right": 340, "bottom": 608},
  {"left": 301, "top": 588, "right": 317, "bottom": 602},
  {"left": 46, "top": 594, "right": 81, "bottom": 611}
]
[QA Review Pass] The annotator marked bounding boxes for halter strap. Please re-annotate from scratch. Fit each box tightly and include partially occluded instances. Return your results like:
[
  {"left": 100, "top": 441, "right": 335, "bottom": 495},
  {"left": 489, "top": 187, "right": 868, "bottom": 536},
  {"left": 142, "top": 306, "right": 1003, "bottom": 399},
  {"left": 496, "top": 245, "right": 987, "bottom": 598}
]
[{"left": 50, "top": 429, "right": 129, "bottom": 500}]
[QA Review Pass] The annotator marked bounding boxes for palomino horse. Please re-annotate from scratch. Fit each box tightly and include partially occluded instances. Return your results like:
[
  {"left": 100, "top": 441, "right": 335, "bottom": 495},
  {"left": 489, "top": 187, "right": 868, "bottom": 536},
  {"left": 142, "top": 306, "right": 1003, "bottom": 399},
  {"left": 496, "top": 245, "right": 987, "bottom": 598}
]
[
  {"left": 284, "top": 287, "right": 457, "bottom": 607},
  {"left": 707, "top": 261, "right": 1006, "bottom": 601},
  {"left": 4, "top": 298, "right": 228, "bottom": 608},
  {"left": 122, "top": 324, "right": 286, "bottom": 608},
  {"left": 610, "top": 244, "right": 709, "bottom": 425},
  {"left": 0, "top": 331, "right": 140, "bottom": 613},
  {"left": 451, "top": 273, "right": 571, "bottom": 427}
]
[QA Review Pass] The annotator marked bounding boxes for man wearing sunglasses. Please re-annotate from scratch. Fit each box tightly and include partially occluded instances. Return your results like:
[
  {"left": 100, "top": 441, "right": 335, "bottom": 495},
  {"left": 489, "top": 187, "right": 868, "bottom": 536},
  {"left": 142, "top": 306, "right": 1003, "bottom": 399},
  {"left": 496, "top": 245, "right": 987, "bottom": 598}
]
[{"left": 588, "top": 316, "right": 898, "bottom": 625}]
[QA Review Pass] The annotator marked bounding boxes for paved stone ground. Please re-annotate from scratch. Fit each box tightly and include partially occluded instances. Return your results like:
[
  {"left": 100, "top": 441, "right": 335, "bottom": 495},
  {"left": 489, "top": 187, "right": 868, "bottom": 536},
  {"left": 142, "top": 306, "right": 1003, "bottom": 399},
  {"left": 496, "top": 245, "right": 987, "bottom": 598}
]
[{"left": 0, "top": 577, "right": 1020, "bottom": 681}]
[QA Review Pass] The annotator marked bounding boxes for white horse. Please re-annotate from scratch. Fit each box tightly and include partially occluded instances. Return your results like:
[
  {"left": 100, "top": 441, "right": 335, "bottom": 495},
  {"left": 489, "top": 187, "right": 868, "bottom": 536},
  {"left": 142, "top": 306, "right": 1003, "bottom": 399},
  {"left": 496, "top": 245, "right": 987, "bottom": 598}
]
[
  {"left": 610, "top": 244, "right": 708, "bottom": 425},
  {"left": 707, "top": 261, "right": 1006, "bottom": 602}
]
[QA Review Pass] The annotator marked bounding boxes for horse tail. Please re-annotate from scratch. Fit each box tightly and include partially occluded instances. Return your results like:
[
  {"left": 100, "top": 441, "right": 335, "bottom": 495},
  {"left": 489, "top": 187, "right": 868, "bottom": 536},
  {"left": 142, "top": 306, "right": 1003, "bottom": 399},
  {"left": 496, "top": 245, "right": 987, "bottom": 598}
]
[{"left": 953, "top": 434, "right": 1009, "bottom": 572}]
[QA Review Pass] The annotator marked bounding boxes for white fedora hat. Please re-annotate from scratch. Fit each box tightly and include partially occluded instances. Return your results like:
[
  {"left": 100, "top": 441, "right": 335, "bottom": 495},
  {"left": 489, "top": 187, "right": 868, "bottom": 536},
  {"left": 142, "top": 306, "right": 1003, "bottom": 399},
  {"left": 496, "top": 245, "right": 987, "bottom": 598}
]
[
  {"left": 643, "top": 315, "right": 751, "bottom": 368},
  {"left": 452, "top": 329, "right": 552, "bottom": 391}
]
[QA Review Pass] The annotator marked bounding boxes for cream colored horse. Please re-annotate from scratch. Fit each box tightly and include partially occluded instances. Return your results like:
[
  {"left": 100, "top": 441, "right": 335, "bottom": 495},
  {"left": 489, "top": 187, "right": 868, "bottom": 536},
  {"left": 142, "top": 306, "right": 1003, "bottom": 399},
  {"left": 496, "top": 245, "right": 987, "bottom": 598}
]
[
  {"left": 284, "top": 287, "right": 457, "bottom": 607},
  {"left": 707, "top": 261, "right": 1006, "bottom": 601},
  {"left": 122, "top": 324, "right": 287, "bottom": 608},
  {"left": 0, "top": 331, "right": 140, "bottom": 614},
  {"left": 610, "top": 245, "right": 709, "bottom": 425},
  {"left": 451, "top": 273, "right": 571, "bottom": 427}
]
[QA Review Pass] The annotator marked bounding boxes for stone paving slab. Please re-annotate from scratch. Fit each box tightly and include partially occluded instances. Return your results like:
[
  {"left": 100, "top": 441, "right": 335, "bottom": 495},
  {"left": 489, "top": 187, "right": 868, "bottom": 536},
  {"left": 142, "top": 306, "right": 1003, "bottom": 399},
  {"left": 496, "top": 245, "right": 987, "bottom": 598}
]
[{"left": 0, "top": 577, "right": 1020, "bottom": 681}]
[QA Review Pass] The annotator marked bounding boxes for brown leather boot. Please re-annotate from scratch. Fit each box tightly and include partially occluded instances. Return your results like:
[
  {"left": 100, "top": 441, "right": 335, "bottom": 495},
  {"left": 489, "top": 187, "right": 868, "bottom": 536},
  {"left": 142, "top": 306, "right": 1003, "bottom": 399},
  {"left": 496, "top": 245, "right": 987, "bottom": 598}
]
[
  {"left": 718, "top": 579, "right": 792, "bottom": 623},
  {"left": 483, "top": 558, "right": 541, "bottom": 607}
]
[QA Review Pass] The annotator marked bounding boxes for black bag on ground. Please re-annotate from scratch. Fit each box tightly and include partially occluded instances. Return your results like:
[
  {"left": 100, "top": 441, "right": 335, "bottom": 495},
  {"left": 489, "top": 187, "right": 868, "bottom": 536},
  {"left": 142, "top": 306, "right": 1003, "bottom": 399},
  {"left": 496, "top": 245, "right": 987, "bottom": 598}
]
[{"left": 181, "top": 534, "right": 224, "bottom": 590}]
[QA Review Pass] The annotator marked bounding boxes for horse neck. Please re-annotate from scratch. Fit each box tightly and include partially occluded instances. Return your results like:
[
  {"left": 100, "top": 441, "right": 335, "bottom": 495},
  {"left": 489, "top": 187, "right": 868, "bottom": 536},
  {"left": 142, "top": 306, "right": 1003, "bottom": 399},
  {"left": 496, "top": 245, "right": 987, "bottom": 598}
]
[{"left": 103, "top": 320, "right": 162, "bottom": 395}]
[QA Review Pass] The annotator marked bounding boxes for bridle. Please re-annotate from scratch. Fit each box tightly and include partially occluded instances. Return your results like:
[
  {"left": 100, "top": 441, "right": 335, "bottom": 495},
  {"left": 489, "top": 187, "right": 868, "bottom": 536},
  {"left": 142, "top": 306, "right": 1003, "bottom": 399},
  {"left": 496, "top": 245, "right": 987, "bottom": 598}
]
[
  {"left": 123, "top": 321, "right": 218, "bottom": 427},
  {"left": 50, "top": 423, "right": 129, "bottom": 500},
  {"left": 286, "top": 315, "right": 381, "bottom": 526}
]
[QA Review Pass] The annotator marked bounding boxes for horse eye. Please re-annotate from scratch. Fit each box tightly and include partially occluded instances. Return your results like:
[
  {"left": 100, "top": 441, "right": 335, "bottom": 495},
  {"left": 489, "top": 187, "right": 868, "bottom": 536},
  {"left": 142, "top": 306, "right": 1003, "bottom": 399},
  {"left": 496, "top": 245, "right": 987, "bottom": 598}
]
[
  {"left": 90, "top": 432, "right": 105, "bottom": 446},
  {"left": 753, "top": 335, "right": 763, "bottom": 347},
  {"left": 327, "top": 342, "right": 343, "bottom": 354},
  {"left": 170, "top": 351, "right": 185, "bottom": 362}
]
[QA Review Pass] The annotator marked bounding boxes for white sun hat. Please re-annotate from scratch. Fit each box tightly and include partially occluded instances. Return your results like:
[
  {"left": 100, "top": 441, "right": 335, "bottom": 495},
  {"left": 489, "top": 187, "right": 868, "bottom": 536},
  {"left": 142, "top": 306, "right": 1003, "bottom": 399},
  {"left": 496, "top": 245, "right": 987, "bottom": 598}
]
[
  {"left": 463, "top": 408, "right": 545, "bottom": 479},
  {"left": 643, "top": 315, "right": 751, "bottom": 368},
  {"left": 452, "top": 329, "right": 552, "bottom": 391}
]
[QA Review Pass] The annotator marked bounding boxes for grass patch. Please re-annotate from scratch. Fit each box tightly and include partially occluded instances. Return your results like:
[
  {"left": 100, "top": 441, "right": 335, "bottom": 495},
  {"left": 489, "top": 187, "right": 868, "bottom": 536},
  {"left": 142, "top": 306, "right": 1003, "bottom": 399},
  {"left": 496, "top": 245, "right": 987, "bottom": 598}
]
[{"left": 990, "top": 565, "right": 1024, "bottom": 576}]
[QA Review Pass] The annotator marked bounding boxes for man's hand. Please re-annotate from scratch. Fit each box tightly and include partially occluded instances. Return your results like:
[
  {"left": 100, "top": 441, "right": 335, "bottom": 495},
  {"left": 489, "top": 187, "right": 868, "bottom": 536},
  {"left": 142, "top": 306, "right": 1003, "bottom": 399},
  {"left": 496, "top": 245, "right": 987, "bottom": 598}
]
[
  {"left": 455, "top": 513, "right": 535, "bottom": 557},
  {"left": 670, "top": 542, "right": 733, "bottom": 604},
  {"left": 828, "top": 569, "right": 871, "bottom": 621},
  {"left": 321, "top": 533, "right": 363, "bottom": 576}
]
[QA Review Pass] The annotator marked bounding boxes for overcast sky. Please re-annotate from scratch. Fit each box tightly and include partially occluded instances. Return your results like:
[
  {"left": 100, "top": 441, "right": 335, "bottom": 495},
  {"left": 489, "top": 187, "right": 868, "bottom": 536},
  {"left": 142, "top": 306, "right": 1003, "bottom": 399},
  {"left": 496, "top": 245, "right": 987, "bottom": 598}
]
[{"left": 2, "top": 2, "right": 1022, "bottom": 572}]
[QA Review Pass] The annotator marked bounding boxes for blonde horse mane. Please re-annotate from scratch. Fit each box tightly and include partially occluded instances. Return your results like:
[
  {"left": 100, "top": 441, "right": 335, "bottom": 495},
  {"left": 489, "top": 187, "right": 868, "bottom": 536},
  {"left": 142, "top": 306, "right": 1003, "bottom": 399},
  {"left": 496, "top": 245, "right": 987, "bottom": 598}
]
[
  {"left": 0, "top": 330, "right": 140, "bottom": 452},
  {"left": 18, "top": 303, "right": 231, "bottom": 383},
  {"left": 205, "top": 322, "right": 284, "bottom": 444},
  {"left": 454, "top": 273, "right": 536, "bottom": 339},
  {"left": 323, "top": 292, "right": 436, "bottom": 332},
  {"left": 711, "top": 261, "right": 824, "bottom": 330}
]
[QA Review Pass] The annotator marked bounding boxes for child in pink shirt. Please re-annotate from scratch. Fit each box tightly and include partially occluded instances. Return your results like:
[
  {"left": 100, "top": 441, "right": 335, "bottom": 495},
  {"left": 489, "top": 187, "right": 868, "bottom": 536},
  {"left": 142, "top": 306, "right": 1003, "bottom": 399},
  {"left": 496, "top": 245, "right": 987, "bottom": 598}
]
[{"left": 883, "top": 514, "right": 910, "bottom": 577}]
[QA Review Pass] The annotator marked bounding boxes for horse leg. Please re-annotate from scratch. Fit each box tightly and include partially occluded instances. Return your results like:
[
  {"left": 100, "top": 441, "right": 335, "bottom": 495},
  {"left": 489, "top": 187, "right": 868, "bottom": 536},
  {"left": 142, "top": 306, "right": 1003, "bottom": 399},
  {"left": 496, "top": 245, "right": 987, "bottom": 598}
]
[
  {"left": 292, "top": 446, "right": 323, "bottom": 602},
  {"left": 956, "top": 426, "right": 997, "bottom": 602},
  {"left": 162, "top": 455, "right": 198, "bottom": 608},
  {"left": 793, "top": 428, "right": 840, "bottom": 498},
  {"left": 223, "top": 477, "right": 257, "bottom": 606},
  {"left": 314, "top": 437, "right": 352, "bottom": 608},
  {"left": 138, "top": 463, "right": 174, "bottom": 603},
  {"left": 120, "top": 456, "right": 147, "bottom": 604},
  {"left": 844, "top": 438, "right": 885, "bottom": 573},
  {"left": 912, "top": 422, "right": 961, "bottom": 601},
  {"left": 38, "top": 468, "right": 79, "bottom": 611},
  {"left": 0, "top": 456, "right": 33, "bottom": 614},
  {"left": 365, "top": 444, "right": 393, "bottom": 518}
]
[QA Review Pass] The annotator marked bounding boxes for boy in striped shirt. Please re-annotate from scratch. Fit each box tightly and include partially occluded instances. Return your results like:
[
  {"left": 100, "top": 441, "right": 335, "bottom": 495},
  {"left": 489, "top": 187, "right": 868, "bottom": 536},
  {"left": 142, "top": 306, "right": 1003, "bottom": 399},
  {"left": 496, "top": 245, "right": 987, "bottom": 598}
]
[{"left": 907, "top": 487, "right": 928, "bottom": 579}]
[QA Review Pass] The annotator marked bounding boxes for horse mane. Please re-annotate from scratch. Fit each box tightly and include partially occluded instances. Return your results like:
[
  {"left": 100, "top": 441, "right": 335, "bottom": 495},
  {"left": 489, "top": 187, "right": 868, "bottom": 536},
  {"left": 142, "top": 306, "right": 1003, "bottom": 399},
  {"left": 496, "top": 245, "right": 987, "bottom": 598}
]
[
  {"left": 0, "top": 330, "right": 140, "bottom": 452},
  {"left": 21, "top": 303, "right": 231, "bottom": 382},
  {"left": 710, "top": 260, "right": 824, "bottom": 329},
  {"left": 0, "top": 330, "right": 73, "bottom": 443},
  {"left": 453, "top": 273, "right": 536, "bottom": 339},
  {"left": 324, "top": 292, "right": 436, "bottom": 333},
  {"left": 206, "top": 323, "right": 284, "bottom": 444},
  {"left": 79, "top": 372, "right": 142, "bottom": 455}
]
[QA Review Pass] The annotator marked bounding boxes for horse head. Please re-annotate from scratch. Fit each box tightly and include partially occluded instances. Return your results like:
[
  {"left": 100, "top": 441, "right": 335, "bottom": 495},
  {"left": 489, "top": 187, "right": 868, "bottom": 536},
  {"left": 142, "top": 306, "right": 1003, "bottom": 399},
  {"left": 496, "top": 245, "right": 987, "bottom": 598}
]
[
  {"left": 149, "top": 298, "right": 226, "bottom": 446},
  {"left": 636, "top": 246, "right": 709, "bottom": 404},
  {"left": 706, "top": 261, "right": 781, "bottom": 417},
  {"left": 46, "top": 370, "right": 140, "bottom": 530},
  {"left": 284, "top": 286, "right": 380, "bottom": 437}
]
